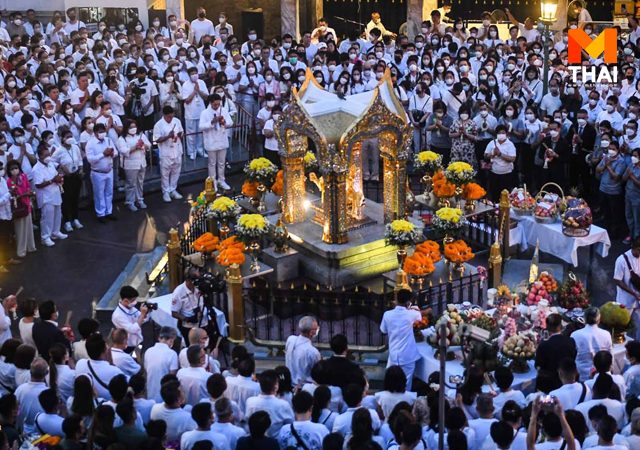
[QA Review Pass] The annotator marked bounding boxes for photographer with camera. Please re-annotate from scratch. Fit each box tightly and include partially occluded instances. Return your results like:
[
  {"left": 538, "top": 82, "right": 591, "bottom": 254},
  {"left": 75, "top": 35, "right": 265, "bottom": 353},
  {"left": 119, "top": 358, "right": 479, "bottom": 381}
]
[
  {"left": 172, "top": 267, "right": 210, "bottom": 343},
  {"left": 527, "top": 396, "right": 577, "bottom": 450},
  {"left": 129, "top": 67, "right": 158, "bottom": 132},
  {"left": 111, "top": 285, "right": 151, "bottom": 353}
]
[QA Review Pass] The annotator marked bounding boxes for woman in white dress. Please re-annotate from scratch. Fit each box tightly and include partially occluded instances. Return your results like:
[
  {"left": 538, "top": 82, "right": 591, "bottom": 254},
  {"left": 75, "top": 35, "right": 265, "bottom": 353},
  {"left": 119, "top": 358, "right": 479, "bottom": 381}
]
[{"left": 18, "top": 299, "right": 37, "bottom": 350}]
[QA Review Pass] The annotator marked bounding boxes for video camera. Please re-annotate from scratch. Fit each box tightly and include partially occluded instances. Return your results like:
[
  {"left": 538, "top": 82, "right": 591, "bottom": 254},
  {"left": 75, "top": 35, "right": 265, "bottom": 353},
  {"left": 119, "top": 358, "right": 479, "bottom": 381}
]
[
  {"left": 194, "top": 272, "right": 226, "bottom": 300},
  {"left": 131, "top": 85, "right": 147, "bottom": 97},
  {"left": 142, "top": 301, "right": 158, "bottom": 311}
]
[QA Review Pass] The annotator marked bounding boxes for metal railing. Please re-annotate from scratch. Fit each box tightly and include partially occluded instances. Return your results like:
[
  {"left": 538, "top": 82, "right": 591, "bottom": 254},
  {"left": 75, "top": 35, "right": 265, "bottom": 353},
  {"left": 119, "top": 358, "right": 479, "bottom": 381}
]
[{"left": 412, "top": 272, "right": 485, "bottom": 316}]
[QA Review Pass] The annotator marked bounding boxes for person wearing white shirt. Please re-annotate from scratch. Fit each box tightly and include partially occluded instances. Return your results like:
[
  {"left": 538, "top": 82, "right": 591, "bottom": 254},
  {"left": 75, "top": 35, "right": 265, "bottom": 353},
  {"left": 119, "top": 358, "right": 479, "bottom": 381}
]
[
  {"left": 171, "top": 267, "right": 210, "bottom": 341},
  {"left": 200, "top": 94, "right": 232, "bottom": 190},
  {"left": 571, "top": 307, "right": 613, "bottom": 381},
  {"left": 128, "top": 68, "right": 158, "bottom": 132},
  {"left": 190, "top": 8, "right": 216, "bottom": 44},
  {"left": 110, "top": 329, "right": 141, "bottom": 378},
  {"left": 63, "top": 8, "right": 85, "bottom": 35},
  {"left": 144, "top": 326, "right": 179, "bottom": 402},
  {"left": 245, "top": 369, "right": 294, "bottom": 438},
  {"left": 575, "top": 377, "right": 626, "bottom": 432},
  {"left": 492, "top": 367, "right": 527, "bottom": 414},
  {"left": 332, "top": 385, "right": 381, "bottom": 437},
  {"left": 129, "top": 373, "right": 156, "bottom": 424},
  {"left": 596, "top": 99, "right": 624, "bottom": 133},
  {"left": 374, "top": 366, "right": 417, "bottom": 421},
  {"left": 31, "top": 146, "right": 66, "bottom": 246},
  {"left": 178, "top": 327, "right": 221, "bottom": 375},
  {"left": 225, "top": 357, "right": 261, "bottom": 418},
  {"left": 278, "top": 390, "right": 329, "bottom": 449},
  {"left": 180, "top": 68, "right": 207, "bottom": 160},
  {"left": 581, "top": 415, "right": 627, "bottom": 450},
  {"left": 468, "top": 395, "right": 499, "bottom": 450},
  {"left": 211, "top": 397, "right": 246, "bottom": 448},
  {"left": 527, "top": 397, "right": 579, "bottom": 450},
  {"left": 201, "top": 373, "right": 243, "bottom": 423},
  {"left": 69, "top": 72, "right": 94, "bottom": 119},
  {"left": 48, "top": 343, "right": 75, "bottom": 404},
  {"left": 177, "top": 345, "right": 211, "bottom": 406},
  {"left": 51, "top": 129, "right": 83, "bottom": 232},
  {"left": 74, "top": 334, "right": 125, "bottom": 401},
  {"left": 15, "top": 358, "right": 48, "bottom": 434},
  {"left": 585, "top": 351, "right": 626, "bottom": 400},
  {"left": 624, "top": 341, "right": 640, "bottom": 400},
  {"left": 153, "top": 106, "right": 184, "bottom": 203},
  {"left": 262, "top": 106, "right": 281, "bottom": 169},
  {"left": 9, "top": 128, "right": 36, "bottom": 181},
  {"left": 215, "top": 13, "right": 234, "bottom": 37},
  {"left": 111, "top": 286, "right": 149, "bottom": 350},
  {"left": 582, "top": 431, "right": 629, "bottom": 450},
  {"left": 614, "top": 245, "right": 640, "bottom": 340},
  {"left": 149, "top": 380, "right": 196, "bottom": 442},
  {"left": 380, "top": 289, "right": 422, "bottom": 390},
  {"left": 484, "top": 126, "right": 517, "bottom": 203},
  {"left": 180, "top": 402, "right": 230, "bottom": 450},
  {"left": 284, "top": 316, "right": 321, "bottom": 387},
  {"left": 85, "top": 123, "right": 118, "bottom": 221},
  {"left": 34, "top": 388, "right": 64, "bottom": 437},
  {"left": 549, "top": 358, "right": 592, "bottom": 410},
  {"left": 117, "top": 121, "right": 150, "bottom": 211}
]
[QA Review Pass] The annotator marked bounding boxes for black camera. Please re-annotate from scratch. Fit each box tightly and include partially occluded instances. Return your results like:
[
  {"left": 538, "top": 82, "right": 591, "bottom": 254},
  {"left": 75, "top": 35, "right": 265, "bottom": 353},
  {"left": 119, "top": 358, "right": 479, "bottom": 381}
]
[
  {"left": 142, "top": 302, "right": 158, "bottom": 311},
  {"left": 131, "top": 85, "right": 147, "bottom": 97},
  {"left": 194, "top": 272, "right": 226, "bottom": 298}
]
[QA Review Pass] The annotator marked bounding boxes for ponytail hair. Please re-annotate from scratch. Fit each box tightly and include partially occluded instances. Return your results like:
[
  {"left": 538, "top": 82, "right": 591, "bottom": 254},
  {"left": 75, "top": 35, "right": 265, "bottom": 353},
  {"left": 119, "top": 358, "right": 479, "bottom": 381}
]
[
  {"left": 48, "top": 343, "right": 68, "bottom": 397},
  {"left": 311, "top": 385, "right": 331, "bottom": 423}
]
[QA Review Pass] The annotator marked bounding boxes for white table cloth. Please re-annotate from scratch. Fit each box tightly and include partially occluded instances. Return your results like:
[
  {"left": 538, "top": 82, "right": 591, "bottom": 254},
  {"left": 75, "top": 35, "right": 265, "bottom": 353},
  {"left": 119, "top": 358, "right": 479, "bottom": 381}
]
[
  {"left": 151, "top": 293, "right": 229, "bottom": 337},
  {"left": 513, "top": 216, "right": 611, "bottom": 267}
]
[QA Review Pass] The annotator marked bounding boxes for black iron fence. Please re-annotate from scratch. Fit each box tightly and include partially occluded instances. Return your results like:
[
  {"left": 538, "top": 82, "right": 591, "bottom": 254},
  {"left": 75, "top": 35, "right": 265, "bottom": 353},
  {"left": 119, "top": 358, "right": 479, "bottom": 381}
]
[{"left": 411, "top": 272, "right": 485, "bottom": 316}]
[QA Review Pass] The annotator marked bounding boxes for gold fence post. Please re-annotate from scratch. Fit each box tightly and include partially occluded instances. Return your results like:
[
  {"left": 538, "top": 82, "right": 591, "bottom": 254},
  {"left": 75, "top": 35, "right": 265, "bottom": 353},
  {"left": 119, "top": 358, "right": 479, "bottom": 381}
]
[
  {"left": 488, "top": 239, "right": 503, "bottom": 288},
  {"left": 498, "top": 189, "right": 510, "bottom": 261},
  {"left": 226, "top": 263, "right": 245, "bottom": 342},
  {"left": 167, "top": 228, "right": 181, "bottom": 291}
]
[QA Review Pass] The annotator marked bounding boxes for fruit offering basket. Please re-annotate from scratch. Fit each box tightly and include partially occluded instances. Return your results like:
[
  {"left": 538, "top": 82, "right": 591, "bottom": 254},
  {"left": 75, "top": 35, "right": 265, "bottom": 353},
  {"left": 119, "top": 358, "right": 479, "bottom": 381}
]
[
  {"left": 561, "top": 197, "right": 592, "bottom": 237},
  {"left": 509, "top": 187, "right": 535, "bottom": 216},
  {"left": 534, "top": 183, "right": 564, "bottom": 224}
]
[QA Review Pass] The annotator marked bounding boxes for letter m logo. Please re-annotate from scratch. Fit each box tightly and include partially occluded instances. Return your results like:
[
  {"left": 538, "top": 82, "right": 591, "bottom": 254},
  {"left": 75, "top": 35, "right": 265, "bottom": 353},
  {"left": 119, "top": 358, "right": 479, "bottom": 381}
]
[{"left": 568, "top": 29, "right": 617, "bottom": 64}]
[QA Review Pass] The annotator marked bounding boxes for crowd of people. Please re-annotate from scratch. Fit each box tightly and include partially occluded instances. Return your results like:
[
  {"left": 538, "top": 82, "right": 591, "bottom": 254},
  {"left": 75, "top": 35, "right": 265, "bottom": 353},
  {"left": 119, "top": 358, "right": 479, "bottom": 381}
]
[{"left": 1, "top": 3, "right": 640, "bottom": 450}]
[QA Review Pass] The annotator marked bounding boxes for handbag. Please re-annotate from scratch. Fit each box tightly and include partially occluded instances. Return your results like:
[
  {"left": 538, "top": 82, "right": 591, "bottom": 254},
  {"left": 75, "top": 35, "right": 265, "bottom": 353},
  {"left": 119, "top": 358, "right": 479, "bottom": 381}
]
[{"left": 623, "top": 254, "right": 640, "bottom": 291}]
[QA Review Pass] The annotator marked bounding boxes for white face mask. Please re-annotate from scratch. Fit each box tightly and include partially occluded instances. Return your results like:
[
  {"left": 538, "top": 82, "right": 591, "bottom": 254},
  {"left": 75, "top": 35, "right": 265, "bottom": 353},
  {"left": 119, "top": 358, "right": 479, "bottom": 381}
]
[
  {"left": 526, "top": 113, "right": 535, "bottom": 121},
  {"left": 600, "top": 140, "right": 610, "bottom": 148},
  {"left": 64, "top": 137, "right": 75, "bottom": 145},
  {"left": 166, "top": 76, "right": 174, "bottom": 82},
  {"left": 15, "top": 136, "right": 25, "bottom": 144},
  {"left": 480, "top": 110, "right": 488, "bottom": 117},
  {"left": 497, "top": 133, "right": 507, "bottom": 142},
  {"left": 608, "top": 149, "right": 617, "bottom": 158},
  {"left": 505, "top": 110, "right": 514, "bottom": 117},
  {"left": 577, "top": 118, "right": 587, "bottom": 127},
  {"left": 549, "top": 130, "right": 559, "bottom": 138},
  {"left": 632, "top": 156, "right": 640, "bottom": 165},
  {"left": 97, "top": 132, "right": 106, "bottom": 140},
  {"left": 627, "top": 128, "right": 636, "bottom": 137},
  {"left": 267, "top": 100, "right": 275, "bottom": 107},
  {"left": 128, "top": 127, "right": 137, "bottom": 135},
  {"left": 190, "top": 74, "right": 199, "bottom": 82},
  {"left": 606, "top": 105, "right": 615, "bottom": 113},
  {"left": 459, "top": 113, "right": 469, "bottom": 121}
]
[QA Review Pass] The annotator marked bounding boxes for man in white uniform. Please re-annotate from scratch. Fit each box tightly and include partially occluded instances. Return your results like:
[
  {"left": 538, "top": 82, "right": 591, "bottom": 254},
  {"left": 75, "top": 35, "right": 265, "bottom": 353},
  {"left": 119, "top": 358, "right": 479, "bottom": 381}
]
[
  {"left": 153, "top": 106, "right": 184, "bottom": 202},
  {"left": 129, "top": 67, "right": 159, "bottom": 132},
  {"left": 571, "top": 307, "right": 613, "bottom": 381},
  {"left": 110, "top": 328, "right": 141, "bottom": 378},
  {"left": 380, "top": 289, "right": 421, "bottom": 390},
  {"left": 284, "top": 316, "right": 321, "bottom": 387},
  {"left": 614, "top": 240, "right": 640, "bottom": 339},
  {"left": 31, "top": 146, "right": 65, "bottom": 246},
  {"left": 111, "top": 285, "right": 150, "bottom": 351},
  {"left": 75, "top": 334, "right": 125, "bottom": 401},
  {"left": 171, "top": 266, "right": 209, "bottom": 342},
  {"left": 176, "top": 345, "right": 210, "bottom": 406},
  {"left": 200, "top": 94, "right": 232, "bottom": 190},
  {"left": 86, "top": 123, "right": 118, "bottom": 222},
  {"left": 180, "top": 67, "right": 207, "bottom": 160},
  {"left": 15, "top": 358, "right": 48, "bottom": 434},
  {"left": 245, "top": 369, "right": 294, "bottom": 437},
  {"left": 278, "top": 391, "right": 329, "bottom": 449},
  {"left": 190, "top": 7, "right": 215, "bottom": 44}
]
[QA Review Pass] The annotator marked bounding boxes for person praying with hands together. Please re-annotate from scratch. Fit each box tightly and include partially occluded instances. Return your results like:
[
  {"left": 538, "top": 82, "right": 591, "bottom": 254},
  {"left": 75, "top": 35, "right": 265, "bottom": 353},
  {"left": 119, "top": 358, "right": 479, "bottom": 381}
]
[{"left": 153, "top": 106, "right": 184, "bottom": 203}]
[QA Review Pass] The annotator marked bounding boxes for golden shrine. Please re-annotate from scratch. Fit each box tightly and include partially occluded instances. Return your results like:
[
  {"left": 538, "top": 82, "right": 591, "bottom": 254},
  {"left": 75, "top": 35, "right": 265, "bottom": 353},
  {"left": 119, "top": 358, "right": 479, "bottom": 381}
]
[{"left": 274, "top": 68, "right": 412, "bottom": 244}]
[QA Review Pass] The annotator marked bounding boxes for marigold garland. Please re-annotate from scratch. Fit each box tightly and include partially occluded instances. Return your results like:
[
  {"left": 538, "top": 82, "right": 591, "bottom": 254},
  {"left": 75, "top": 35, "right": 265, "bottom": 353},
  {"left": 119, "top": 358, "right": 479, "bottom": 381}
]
[
  {"left": 415, "top": 240, "right": 442, "bottom": 263},
  {"left": 403, "top": 251, "right": 436, "bottom": 276},
  {"left": 192, "top": 232, "right": 219, "bottom": 253},
  {"left": 242, "top": 180, "right": 258, "bottom": 197},
  {"left": 462, "top": 182, "right": 486, "bottom": 201},
  {"left": 271, "top": 170, "right": 284, "bottom": 196},
  {"left": 444, "top": 240, "right": 475, "bottom": 264},
  {"left": 217, "top": 247, "right": 246, "bottom": 266},
  {"left": 432, "top": 171, "right": 456, "bottom": 198}
]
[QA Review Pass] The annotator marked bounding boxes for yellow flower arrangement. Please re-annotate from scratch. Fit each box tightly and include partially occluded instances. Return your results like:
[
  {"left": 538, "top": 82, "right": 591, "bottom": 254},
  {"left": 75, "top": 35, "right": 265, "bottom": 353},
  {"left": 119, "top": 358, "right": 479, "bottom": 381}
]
[
  {"left": 414, "top": 151, "right": 442, "bottom": 174},
  {"left": 245, "top": 157, "right": 278, "bottom": 185},
  {"left": 417, "top": 151, "right": 440, "bottom": 163},
  {"left": 496, "top": 284, "right": 512, "bottom": 298},
  {"left": 249, "top": 157, "right": 275, "bottom": 171},
  {"left": 447, "top": 161, "right": 474, "bottom": 173},
  {"left": 212, "top": 196, "right": 237, "bottom": 212},
  {"left": 238, "top": 214, "right": 267, "bottom": 230},
  {"left": 236, "top": 214, "right": 271, "bottom": 243},
  {"left": 390, "top": 219, "right": 416, "bottom": 233},
  {"left": 445, "top": 161, "right": 476, "bottom": 185},
  {"left": 435, "top": 207, "right": 462, "bottom": 223},
  {"left": 209, "top": 196, "right": 240, "bottom": 222},
  {"left": 385, "top": 219, "right": 420, "bottom": 246}
]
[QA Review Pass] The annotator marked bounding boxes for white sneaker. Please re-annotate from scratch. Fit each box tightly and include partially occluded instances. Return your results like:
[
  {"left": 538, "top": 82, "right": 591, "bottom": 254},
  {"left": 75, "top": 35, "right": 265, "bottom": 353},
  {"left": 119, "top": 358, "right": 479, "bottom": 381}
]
[
  {"left": 126, "top": 203, "right": 138, "bottom": 212},
  {"left": 218, "top": 180, "right": 231, "bottom": 190},
  {"left": 163, "top": 193, "right": 172, "bottom": 202},
  {"left": 41, "top": 238, "right": 55, "bottom": 247},
  {"left": 171, "top": 191, "right": 183, "bottom": 200},
  {"left": 52, "top": 232, "right": 68, "bottom": 240},
  {"left": 73, "top": 219, "right": 84, "bottom": 229},
  {"left": 137, "top": 201, "right": 147, "bottom": 209},
  {"left": 63, "top": 222, "right": 73, "bottom": 233}
]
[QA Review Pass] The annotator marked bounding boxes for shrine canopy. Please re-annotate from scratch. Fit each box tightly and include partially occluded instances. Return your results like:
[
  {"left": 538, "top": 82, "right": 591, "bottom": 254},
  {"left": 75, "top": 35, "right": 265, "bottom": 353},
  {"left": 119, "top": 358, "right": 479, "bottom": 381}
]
[{"left": 293, "top": 68, "right": 408, "bottom": 145}]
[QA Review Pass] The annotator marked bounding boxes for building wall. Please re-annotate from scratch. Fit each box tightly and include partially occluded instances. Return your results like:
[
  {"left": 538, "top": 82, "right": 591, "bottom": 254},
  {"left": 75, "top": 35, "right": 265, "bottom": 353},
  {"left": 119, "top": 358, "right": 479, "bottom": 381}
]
[{"left": 184, "top": 0, "right": 281, "bottom": 40}]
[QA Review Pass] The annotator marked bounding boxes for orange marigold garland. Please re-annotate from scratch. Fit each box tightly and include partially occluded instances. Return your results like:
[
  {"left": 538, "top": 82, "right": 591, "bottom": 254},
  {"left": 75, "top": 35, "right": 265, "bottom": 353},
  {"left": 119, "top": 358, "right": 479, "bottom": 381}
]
[
  {"left": 444, "top": 240, "right": 475, "bottom": 264},
  {"left": 216, "top": 236, "right": 246, "bottom": 266},
  {"left": 414, "top": 240, "right": 442, "bottom": 263},
  {"left": 242, "top": 180, "right": 258, "bottom": 197},
  {"left": 271, "top": 170, "right": 284, "bottom": 196},
  {"left": 462, "top": 182, "right": 486, "bottom": 201},
  {"left": 403, "top": 251, "right": 436, "bottom": 276},
  {"left": 192, "top": 232, "right": 219, "bottom": 253},
  {"left": 432, "top": 170, "right": 456, "bottom": 198}
]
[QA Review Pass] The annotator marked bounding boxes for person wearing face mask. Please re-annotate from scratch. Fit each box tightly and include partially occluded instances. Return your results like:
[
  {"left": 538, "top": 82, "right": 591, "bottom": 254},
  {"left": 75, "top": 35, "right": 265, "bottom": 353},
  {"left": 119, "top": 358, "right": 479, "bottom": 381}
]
[
  {"left": 596, "top": 141, "right": 628, "bottom": 239},
  {"left": 538, "top": 121, "right": 570, "bottom": 189},
  {"left": 189, "top": 7, "right": 214, "bottom": 46},
  {"left": 111, "top": 285, "right": 150, "bottom": 353},
  {"left": 200, "top": 94, "right": 232, "bottom": 190},
  {"left": 128, "top": 67, "right": 159, "bottom": 132},
  {"left": 484, "top": 125, "right": 517, "bottom": 202},
  {"left": 259, "top": 71, "right": 281, "bottom": 105},
  {"left": 623, "top": 149, "right": 640, "bottom": 244},
  {"left": 214, "top": 12, "right": 234, "bottom": 37},
  {"left": 284, "top": 316, "right": 321, "bottom": 387},
  {"left": 238, "top": 62, "right": 264, "bottom": 119},
  {"left": 8, "top": 128, "right": 36, "bottom": 181},
  {"left": 569, "top": 110, "right": 597, "bottom": 200},
  {"left": 5, "top": 159, "right": 36, "bottom": 259},
  {"left": 263, "top": 105, "right": 283, "bottom": 169},
  {"left": 154, "top": 106, "right": 185, "bottom": 203},
  {"left": 159, "top": 70, "right": 182, "bottom": 112},
  {"left": 427, "top": 102, "right": 454, "bottom": 164},
  {"left": 180, "top": 67, "right": 207, "bottom": 160},
  {"left": 86, "top": 123, "right": 118, "bottom": 223},
  {"left": 450, "top": 105, "right": 478, "bottom": 167},
  {"left": 597, "top": 97, "right": 624, "bottom": 134},
  {"left": 51, "top": 129, "right": 83, "bottom": 232},
  {"left": 539, "top": 81, "right": 563, "bottom": 117},
  {"left": 117, "top": 120, "right": 150, "bottom": 212},
  {"left": 31, "top": 144, "right": 65, "bottom": 247},
  {"left": 409, "top": 82, "right": 432, "bottom": 153}
]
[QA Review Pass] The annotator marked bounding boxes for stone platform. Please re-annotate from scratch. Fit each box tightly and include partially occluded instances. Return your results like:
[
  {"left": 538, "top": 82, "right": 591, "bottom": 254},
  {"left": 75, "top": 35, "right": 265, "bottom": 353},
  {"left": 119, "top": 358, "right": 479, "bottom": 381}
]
[{"left": 267, "top": 197, "right": 423, "bottom": 286}]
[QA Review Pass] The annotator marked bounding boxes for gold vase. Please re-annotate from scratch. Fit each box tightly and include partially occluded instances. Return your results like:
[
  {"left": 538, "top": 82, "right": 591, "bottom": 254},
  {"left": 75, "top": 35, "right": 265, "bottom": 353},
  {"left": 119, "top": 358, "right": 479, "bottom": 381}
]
[
  {"left": 454, "top": 185, "right": 463, "bottom": 209},
  {"left": 421, "top": 173, "right": 433, "bottom": 197},
  {"left": 396, "top": 244, "right": 408, "bottom": 272},
  {"left": 437, "top": 196, "right": 451, "bottom": 208},
  {"left": 249, "top": 241, "right": 261, "bottom": 272},
  {"left": 219, "top": 220, "right": 231, "bottom": 240},
  {"left": 272, "top": 217, "right": 289, "bottom": 253},
  {"left": 443, "top": 235, "right": 454, "bottom": 246},
  {"left": 613, "top": 328, "right": 626, "bottom": 344},
  {"left": 454, "top": 262, "right": 465, "bottom": 276},
  {"left": 257, "top": 183, "right": 267, "bottom": 212}
]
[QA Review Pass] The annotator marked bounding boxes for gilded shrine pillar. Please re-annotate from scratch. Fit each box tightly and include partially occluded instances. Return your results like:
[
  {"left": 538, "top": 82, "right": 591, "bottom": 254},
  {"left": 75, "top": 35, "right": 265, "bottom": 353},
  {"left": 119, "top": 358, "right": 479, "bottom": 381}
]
[
  {"left": 282, "top": 155, "right": 306, "bottom": 223},
  {"left": 381, "top": 134, "right": 408, "bottom": 222},
  {"left": 321, "top": 167, "right": 348, "bottom": 244}
]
